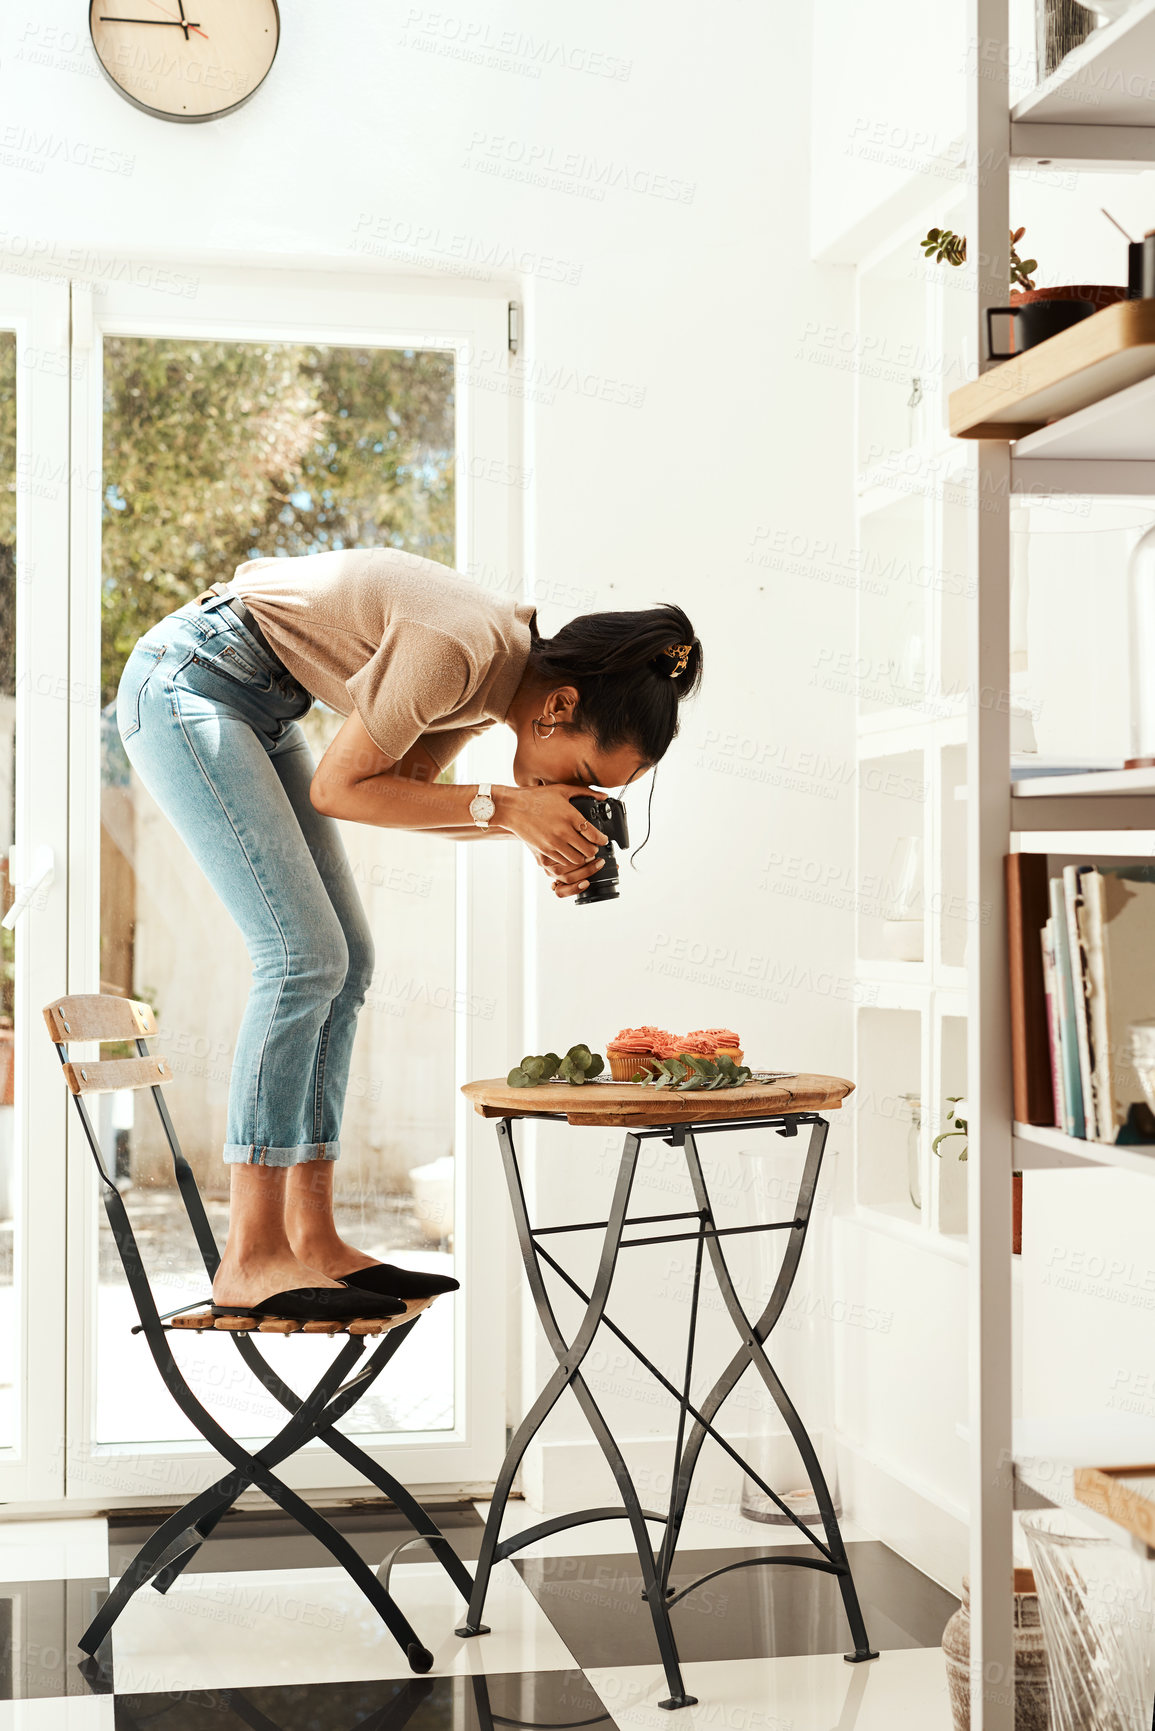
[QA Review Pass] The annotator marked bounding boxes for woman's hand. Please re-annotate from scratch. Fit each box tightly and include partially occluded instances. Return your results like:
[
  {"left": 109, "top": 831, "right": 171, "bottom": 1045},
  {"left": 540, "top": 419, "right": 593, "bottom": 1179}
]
[
  {"left": 496, "top": 784, "right": 608, "bottom": 870},
  {"left": 532, "top": 848, "right": 606, "bottom": 900}
]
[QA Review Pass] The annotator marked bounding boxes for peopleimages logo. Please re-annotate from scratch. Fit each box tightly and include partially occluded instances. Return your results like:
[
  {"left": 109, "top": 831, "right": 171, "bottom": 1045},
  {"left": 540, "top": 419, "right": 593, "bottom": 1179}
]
[
  {"left": 400, "top": 9, "right": 633, "bottom": 81},
  {"left": 463, "top": 132, "right": 696, "bottom": 205}
]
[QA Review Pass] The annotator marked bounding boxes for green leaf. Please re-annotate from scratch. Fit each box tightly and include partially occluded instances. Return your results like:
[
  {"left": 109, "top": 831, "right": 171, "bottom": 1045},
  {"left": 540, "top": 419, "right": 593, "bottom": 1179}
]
[
  {"left": 507, "top": 1067, "right": 529, "bottom": 1088},
  {"left": 566, "top": 1044, "right": 592, "bottom": 1070},
  {"left": 586, "top": 1051, "right": 604, "bottom": 1078},
  {"left": 630, "top": 1067, "right": 651, "bottom": 1083},
  {"left": 521, "top": 1055, "right": 546, "bottom": 1081},
  {"left": 541, "top": 1052, "right": 561, "bottom": 1078}
]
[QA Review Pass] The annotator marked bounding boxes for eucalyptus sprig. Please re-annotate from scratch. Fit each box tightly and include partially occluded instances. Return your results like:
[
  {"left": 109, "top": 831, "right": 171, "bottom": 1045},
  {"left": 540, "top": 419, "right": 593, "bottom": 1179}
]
[
  {"left": 635, "top": 1053, "right": 755, "bottom": 1092},
  {"left": 507, "top": 1044, "right": 605, "bottom": 1088}
]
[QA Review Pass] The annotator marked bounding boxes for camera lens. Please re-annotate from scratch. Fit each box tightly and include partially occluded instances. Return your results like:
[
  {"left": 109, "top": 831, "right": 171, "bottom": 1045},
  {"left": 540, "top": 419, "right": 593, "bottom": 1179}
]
[
  {"left": 575, "top": 868, "right": 619, "bottom": 906},
  {"left": 570, "top": 792, "right": 624, "bottom": 908}
]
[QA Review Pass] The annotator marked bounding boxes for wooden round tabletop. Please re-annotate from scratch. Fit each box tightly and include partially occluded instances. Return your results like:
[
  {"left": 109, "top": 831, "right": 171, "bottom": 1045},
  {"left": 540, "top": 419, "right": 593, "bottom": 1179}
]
[{"left": 462, "top": 1073, "right": 854, "bottom": 1127}]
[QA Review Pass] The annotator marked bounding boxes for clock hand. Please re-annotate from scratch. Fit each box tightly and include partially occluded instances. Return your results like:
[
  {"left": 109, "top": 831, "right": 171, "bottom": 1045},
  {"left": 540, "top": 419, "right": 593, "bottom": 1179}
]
[
  {"left": 145, "top": 0, "right": 208, "bottom": 38},
  {"left": 100, "top": 0, "right": 209, "bottom": 37},
  {"left": 176, "top": 0, "right": 189, "bottom": 41}
]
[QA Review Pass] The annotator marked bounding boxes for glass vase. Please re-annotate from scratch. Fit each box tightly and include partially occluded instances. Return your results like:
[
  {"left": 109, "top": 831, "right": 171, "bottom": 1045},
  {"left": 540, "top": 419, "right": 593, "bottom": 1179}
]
[
  {"left": 1021, "top": 1508, "right": 1155, "bottom": 1731},
  {"left": 901, "top": 1092, "right": 922, "bottom": 1212}
]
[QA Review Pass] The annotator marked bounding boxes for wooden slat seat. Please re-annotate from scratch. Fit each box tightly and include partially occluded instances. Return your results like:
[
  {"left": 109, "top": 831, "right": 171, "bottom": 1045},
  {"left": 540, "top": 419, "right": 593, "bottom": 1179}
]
[{"left": 166, "top": 1296, "right": 435, "bottom": 1335}]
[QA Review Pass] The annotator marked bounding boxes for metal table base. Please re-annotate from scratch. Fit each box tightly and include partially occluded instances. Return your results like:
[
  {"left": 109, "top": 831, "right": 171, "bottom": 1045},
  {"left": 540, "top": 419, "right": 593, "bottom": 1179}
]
[{"left": 456, "top": 1110, "right": 878, "bottom": 1709}]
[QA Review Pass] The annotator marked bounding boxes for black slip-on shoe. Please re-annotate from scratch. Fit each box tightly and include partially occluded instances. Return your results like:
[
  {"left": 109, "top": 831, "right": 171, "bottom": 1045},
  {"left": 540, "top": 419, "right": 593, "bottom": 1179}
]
[
  {"left": 210, "top": 1285, "right": 406, "bottom": 1323},
  {"left": 338, "top": 1262, "right": 460, "bottom": 1301}
]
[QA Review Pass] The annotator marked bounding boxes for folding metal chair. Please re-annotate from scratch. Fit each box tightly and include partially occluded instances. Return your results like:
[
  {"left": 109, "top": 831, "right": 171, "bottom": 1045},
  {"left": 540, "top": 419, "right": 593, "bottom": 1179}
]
[{"left": 46, "top": 993, "right": 474, "bottom": 1673}]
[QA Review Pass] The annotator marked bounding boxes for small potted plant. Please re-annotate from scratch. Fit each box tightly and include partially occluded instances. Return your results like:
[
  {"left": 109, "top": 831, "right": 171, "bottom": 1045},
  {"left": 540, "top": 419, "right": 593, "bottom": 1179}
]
[
  {"left": 933, "top": 1097, "right": 1023, "bottom": 1254},
  {"left": 920, "top": 225, "right": 1128, "bottom": 355}
]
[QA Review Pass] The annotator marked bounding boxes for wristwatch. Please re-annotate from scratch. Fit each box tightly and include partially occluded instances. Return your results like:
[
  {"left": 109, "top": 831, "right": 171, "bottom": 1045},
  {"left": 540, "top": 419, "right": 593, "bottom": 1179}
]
[{"left": 469, "top": 782, "right": 496, "bottom": 829}]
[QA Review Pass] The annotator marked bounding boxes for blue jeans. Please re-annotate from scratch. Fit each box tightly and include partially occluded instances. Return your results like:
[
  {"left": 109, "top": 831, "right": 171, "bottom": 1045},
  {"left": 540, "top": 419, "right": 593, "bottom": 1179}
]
[{"left": 116, "top": 595, "right": 375, "bottom": 1167}]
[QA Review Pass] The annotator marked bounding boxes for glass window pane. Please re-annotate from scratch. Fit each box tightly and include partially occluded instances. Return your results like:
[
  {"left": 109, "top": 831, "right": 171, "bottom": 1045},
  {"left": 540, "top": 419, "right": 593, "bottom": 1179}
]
[{"left": 97, "top": 340, "right": 457, "bottom": 1445}]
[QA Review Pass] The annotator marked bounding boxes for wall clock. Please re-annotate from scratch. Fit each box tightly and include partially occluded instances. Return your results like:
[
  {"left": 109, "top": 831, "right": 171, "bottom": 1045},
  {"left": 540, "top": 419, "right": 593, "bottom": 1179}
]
[{"left": 88, "top": 0, "right": 279, "bottom": 123}]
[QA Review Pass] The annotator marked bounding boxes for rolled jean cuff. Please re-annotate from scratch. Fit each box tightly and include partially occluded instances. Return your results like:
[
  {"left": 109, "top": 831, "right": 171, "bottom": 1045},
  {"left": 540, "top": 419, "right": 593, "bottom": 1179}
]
[{"left": 223, "top": 1141, "right": 341, "bottom": 1168}]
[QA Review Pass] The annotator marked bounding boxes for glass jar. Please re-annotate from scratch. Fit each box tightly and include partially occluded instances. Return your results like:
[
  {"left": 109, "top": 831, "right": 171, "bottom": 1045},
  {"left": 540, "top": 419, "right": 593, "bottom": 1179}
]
[
  {"left": 880, "top": 835, "right": 923, "bottom": 962},
  {"left": 900, "top": 1092, "right": 922, "bottom": 1212}
]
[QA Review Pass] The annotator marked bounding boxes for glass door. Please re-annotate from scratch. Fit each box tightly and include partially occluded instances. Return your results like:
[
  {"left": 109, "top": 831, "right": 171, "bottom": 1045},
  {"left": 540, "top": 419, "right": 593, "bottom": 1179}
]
[
  {"left": 66, "top": 274, "right": 515, "bottom": 1502},
  {"left": 0, "top": 273, "right": 71, "bottom": 1503}
]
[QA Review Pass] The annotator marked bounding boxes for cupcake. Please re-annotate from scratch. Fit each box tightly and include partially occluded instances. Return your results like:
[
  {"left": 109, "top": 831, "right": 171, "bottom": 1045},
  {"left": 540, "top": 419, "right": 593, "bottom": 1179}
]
[
  {"left": 607, "top": 1026, "right": 668, "bottom": 1081},
  {"left": 670, "top": 1033, "right": 717, "bottom": 1061},
  {"left": 686, "top": 1027, "right": 744, "bottom": 1063}
]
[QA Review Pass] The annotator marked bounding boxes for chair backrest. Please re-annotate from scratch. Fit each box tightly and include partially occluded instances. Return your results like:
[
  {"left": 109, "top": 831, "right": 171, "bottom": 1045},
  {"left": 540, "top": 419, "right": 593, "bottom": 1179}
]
[{"left": 43, "top": 992, "right": 221, "bottom": 1296}]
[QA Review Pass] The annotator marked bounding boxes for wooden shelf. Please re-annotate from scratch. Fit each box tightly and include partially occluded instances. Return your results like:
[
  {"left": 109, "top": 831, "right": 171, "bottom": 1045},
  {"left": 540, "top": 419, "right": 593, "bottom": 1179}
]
[
  {"left": 1015, "top": 1415, "right": 1155, "bottom": 1550},
  {"left": 1014, "top": 768, "right": 1155, "bottom": 799},
  {"left": 1075, "top": 1463, "right": 1155, "bottom": 1550},
  {"left": 1012, "top": 0, "right": 1155, "bottom": 127},
  {"left": 1014, "top": 1121, "right": 1155, "bottom": 1177},
  {"left": 948, "top": 302, "right": 1155, "bottom": 441}
]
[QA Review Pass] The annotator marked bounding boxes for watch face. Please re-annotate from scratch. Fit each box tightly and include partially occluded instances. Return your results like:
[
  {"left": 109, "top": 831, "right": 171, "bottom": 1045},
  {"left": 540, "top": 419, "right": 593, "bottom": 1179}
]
[
  {"left": 471, "top": 796, "right": 496, "bottom": 822},
  {"left": 89, "top": 0, "right": 280, "bottom": 122}
]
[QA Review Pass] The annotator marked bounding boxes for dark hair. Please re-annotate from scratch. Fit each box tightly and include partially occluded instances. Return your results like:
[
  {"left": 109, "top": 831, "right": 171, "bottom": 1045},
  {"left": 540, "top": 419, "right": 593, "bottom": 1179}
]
[{"left": 527, "top": 603, "right": 702, "bottom": 764}]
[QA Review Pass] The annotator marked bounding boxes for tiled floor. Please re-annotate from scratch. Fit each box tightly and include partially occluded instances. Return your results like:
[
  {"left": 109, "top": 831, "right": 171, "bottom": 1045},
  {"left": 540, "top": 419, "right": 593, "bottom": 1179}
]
[{"left": 0, "top": 1502, "right": 960, "bottom": 1728}]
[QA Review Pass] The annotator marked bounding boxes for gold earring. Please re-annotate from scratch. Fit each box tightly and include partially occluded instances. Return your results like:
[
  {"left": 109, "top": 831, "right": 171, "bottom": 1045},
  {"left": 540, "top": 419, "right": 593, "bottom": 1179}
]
[{"left": 533, "top": 716, "right": 556, "bottom": 741}]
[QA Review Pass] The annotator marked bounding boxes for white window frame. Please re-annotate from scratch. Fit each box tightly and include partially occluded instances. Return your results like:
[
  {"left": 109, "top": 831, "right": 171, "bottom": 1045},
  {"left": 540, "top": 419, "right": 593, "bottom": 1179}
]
[
  {"left": 64, "top": 266, "right": 519, "bottom": 1506},
  {"left": 0, "top": 269, "right": 71, "bottom": 1504}
]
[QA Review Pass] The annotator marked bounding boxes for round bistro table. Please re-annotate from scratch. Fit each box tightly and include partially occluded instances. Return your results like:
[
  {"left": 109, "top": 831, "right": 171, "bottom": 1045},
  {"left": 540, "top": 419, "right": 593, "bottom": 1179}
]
[{"left": 453, "top": 1073, "right": 878, "bottom": 1709}]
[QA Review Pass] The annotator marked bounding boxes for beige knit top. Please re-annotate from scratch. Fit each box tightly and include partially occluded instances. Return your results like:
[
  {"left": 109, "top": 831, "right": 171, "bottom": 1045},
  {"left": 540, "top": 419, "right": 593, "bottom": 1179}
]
[{"left": 232, "top": 549, "right": 537, "bottom": 769}]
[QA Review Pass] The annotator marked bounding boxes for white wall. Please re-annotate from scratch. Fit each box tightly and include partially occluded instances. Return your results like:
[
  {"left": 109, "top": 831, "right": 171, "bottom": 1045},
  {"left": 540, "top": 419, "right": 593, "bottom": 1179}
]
[{"left": 3, "top": 2, "right": 859, "bottom": 1507}]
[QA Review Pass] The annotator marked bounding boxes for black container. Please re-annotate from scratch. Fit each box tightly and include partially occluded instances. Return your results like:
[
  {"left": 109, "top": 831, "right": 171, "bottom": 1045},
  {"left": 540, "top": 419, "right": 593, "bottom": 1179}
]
[
  {"left": 1129, "top": 239, "right": 1145, "bottom": 298},
  {"left": 985, "top": 298, "right": 1097, "bottom": 360},
  {"left": 569, "top": 793, "right": 629, "bottom": 906}
]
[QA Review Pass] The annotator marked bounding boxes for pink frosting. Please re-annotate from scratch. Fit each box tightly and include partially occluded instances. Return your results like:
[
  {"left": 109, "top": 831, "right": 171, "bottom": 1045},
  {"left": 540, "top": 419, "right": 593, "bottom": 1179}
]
[
  {"left": 608, "top": 1026, "right": 669, "bottom": 1053},
  {"left": 686, "top": 1027, "right": 742, "bottom": 1049}
]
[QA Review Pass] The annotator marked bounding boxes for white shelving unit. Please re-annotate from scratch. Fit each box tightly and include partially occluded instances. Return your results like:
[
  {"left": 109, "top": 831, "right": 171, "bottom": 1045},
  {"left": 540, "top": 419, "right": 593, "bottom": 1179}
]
[
  {"left": 851, "top": 193, "right": 978, "bottom": 1244},
  {"left": 961, "top": 4, "right": 1155, "bottom": 1724},
  {"left": 833, "top": 6, "right": 1155, "bottom": 1714}
]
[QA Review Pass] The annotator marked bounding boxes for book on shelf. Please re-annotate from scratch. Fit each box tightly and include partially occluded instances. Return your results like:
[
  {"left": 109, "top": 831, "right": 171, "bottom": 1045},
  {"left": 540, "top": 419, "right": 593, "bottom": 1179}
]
[
  {"left": 1048, "top": 874, "right": 1084, "bottom": 1139},
  {"left": 1063, "top": 864, "right": 1106, "bottom": 1141},
  {"left": 1007, "top": 857, "right": 1155, "bottom": 1146},
  {"left": 1006, "top": 854, "right": 1054, "bottom": 1125},
  {"left": 1040, "top": 920, "right": 1065, "bottom": 1131}
]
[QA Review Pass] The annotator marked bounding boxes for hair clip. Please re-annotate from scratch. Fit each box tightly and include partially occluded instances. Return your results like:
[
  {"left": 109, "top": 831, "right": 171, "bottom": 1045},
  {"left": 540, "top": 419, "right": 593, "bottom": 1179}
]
[{"left": 664, "top": 642, "right": 693, "bottom": 678}]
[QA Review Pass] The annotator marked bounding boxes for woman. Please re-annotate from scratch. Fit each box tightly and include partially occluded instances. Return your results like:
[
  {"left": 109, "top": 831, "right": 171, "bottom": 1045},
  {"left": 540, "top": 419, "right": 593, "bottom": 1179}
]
[{"left": 117, "top": 547, "right": 702, "bottom": 1323}]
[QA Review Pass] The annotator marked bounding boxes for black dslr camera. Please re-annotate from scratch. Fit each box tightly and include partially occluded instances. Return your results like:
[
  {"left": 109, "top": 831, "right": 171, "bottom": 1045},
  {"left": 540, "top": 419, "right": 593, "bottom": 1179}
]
[{"left": 569, "top": 794, "right": 629, "bottom": 906}]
